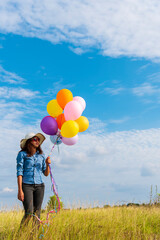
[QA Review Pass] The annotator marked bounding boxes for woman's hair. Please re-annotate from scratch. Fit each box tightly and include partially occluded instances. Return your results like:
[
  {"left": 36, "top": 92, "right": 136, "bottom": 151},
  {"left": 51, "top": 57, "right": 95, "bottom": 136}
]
[{"left": 21, "top": 138, "right": 43, "bottom": 156}]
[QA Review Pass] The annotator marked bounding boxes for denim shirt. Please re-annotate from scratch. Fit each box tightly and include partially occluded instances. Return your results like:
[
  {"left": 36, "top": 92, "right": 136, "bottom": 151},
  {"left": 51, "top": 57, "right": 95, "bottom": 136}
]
[{"left": 16, "top": 151, "right": 46, "bottom": 184}]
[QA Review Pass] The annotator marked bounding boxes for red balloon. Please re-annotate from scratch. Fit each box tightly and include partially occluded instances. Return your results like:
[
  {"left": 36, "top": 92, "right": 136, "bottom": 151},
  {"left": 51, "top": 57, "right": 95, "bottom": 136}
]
[{"left": 56, "top": 113, "right": 66, "bottom": 129}]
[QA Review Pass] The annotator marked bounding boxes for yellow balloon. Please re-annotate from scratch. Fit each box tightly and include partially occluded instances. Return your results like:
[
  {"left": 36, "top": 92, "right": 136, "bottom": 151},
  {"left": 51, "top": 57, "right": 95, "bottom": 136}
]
[
  {"left": 47, "top": 99, "right": 63, "bottom": 118},
  {"left": 61, "top": 120, "right": 79, "bottom": 138},
  {"left": 75, "top": 116, "right": 89, "bottom": 132}
]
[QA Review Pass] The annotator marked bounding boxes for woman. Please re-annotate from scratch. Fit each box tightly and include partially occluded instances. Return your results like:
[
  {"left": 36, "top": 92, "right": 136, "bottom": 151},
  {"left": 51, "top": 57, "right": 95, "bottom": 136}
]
[{"left": 16, "top": 132, "right": 51, "bottom": 226}]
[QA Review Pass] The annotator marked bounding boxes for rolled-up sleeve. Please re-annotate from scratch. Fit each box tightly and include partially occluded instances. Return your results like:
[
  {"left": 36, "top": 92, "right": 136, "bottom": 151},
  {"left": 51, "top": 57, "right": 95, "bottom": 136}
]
[
  {"left": 42, "top": 154, "right": 46, "bottom": 175},
  {"left": 16, "top": 152, "right": 24, "bottom": 177}
]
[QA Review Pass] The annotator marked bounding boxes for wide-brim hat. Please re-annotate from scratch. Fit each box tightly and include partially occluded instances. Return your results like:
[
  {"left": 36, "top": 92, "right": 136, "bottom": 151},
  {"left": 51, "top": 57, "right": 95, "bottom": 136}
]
[{"left": 20, "top": 132, "right": 46, "bottom": 149}]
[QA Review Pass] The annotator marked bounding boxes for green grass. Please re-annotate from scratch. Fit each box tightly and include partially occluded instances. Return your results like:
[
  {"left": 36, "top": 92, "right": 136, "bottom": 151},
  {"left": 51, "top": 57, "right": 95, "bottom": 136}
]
[{"left": 1, "top": 206, "right": 160, "bottom": 239}]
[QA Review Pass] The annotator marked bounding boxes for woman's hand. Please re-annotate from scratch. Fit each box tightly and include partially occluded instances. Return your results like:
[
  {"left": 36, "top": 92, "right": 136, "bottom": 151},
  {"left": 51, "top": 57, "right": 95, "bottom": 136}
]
[
  {"left": 45, "top": 156, "right": 51, "bottom": 166},
  {"left": 18, "top": 189, "right": 24, "bottom": 202}
]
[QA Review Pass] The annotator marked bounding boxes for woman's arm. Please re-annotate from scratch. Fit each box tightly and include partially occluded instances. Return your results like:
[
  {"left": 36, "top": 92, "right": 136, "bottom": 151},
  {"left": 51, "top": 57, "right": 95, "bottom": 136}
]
[
  {"left": 17, "top": 175, "right": 24, "bottom": 201},
  {"left": 44, "top": 156, "right": 51, "bottom": 176},
  {"left": 16, "top": 152, "right": 24, "bottom": 201}
]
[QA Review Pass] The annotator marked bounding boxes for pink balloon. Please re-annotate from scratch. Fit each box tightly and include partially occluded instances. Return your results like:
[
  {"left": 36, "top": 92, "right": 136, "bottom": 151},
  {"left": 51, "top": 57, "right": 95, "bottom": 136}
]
[
  {"left": 62, "top": 135, "right": 79, "bottom": 146},
  {"left": 64, "top": 101, "right": 83, "bottom": 121},
  {"left": 73, "top": 96, "right": 86, "bottom": 111}
]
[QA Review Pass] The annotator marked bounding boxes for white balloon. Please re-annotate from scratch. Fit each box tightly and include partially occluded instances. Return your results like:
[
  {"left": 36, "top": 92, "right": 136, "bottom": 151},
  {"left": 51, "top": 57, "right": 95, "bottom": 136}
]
[
  {"left": 62, "top": 135, "right": 79, "bottom": 146},
  {"left": 73, "top": 96, "right": 86, "bottom": 111}
]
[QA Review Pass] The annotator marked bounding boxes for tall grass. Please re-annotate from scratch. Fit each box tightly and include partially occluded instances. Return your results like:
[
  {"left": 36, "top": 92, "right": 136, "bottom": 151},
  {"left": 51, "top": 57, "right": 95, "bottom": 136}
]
[{"left": 1, "top": 206, "right": 160, "bottom": 239}]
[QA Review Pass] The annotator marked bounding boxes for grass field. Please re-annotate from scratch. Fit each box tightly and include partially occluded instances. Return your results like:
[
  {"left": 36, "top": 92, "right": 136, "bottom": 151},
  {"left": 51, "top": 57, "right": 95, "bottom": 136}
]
[{"left": 1, "top": 206, "right": 160, "bottom": 240}]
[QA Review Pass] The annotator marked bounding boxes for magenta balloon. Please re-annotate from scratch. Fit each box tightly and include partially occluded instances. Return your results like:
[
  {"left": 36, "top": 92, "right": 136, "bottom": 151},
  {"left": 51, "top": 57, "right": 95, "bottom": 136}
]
[
  {"left": 73, "top": 96, "right": 86, "bottom": 111},
  {"left": 40, "top": 116, "right": 58, "bottom": 135},
  {"left": 64, "top": 101, "right": 83, "bottom": 121},
  {"left": 62, "top": 135, "right": 79, "bottom": 146}
]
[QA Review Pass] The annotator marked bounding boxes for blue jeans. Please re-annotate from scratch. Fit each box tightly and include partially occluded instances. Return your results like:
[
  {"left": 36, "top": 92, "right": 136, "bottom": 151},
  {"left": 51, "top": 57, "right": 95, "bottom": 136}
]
[{"left": 21, "top": 183, "right": 45, "bottom": 226}]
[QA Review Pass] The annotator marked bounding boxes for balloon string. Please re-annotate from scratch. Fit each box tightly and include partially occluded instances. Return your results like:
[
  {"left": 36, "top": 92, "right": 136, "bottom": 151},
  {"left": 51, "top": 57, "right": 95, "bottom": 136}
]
[
  {"left": 27, "top": 165, "right": 61, "bottom": 223},
  {"left": 46, "top": 164, "right": 61, "bottom": 222},
  {"left": 46, "top": 164, "right": 61, "bottom": 223},
  {"left": 26, "top": 137, "right": 61, "bottom": 239},
  {"left": 48, "top": 133, "right": 61, "bottom": 157},
  {"left": 46, "top": 135, "right": 61, "bottom": 222}
]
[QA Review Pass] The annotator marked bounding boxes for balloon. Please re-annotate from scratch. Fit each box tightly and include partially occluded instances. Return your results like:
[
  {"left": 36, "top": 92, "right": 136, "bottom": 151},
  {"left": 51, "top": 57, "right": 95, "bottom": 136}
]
[
  {"left": 56, "top": 89, "right": 73, "bottom": 109},
  {"left": 40, "top": 116, "right": 58, "bottom": 135},
  {"left": 64, "top": 101, "right": 83, "bottom": 121},
  {"left": 62, "top": 135, "right": 78, "bottom": 146},
  {"left": 56, "top": 113, "right": 66, "bottom": 129},
  {"left": 50, "top": 135, "right": 62, "bottom": 145},
  {"left": 75, "top": 116, "right": 89, "bottom": 132},
  {"left": 73, "top": 96, "right": 86, "bottom": 111},
  {"left": 47, "top": 99, "right": 63, "bottom": 118},
  {"left": 61, "top": 120, "right": 79, "bottom": 138}
]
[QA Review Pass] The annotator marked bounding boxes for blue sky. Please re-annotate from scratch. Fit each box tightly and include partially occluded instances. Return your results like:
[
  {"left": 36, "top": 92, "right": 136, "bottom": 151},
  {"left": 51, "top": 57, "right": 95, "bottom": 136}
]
[{"left": 1, "top": 1, "right": 160, "bottom": 209}]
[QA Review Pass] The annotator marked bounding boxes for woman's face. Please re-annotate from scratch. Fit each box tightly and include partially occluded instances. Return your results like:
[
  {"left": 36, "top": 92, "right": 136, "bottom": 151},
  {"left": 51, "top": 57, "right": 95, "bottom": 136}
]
[{"left": 30, "top": 136, "right": 40, "bottom": 148}]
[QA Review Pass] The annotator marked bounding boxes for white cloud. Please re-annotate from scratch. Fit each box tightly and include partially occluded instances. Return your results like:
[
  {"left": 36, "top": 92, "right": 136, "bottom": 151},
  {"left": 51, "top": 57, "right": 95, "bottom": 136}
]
[
  {"left": 137, "top": 63, "right": 151, "bottom": 73},
  {"left": 69, "top": 46, "right": 88, "bottom": 55},
  {"left": 0, "top": 1, "right": 160, "bottom": 60},
  {"left": 53, "top": 127, "right": 160, "bottom": 189},
  {"left": 49, "top": 127, "right": 160, "bottom": 204},
  {"left": 1, "top": 102, "right": 160, "bottom": 206},
  {"left": 0, "top": 65, "right": 26, "bottom": 84},
  {"left": 109, "top": 117, "right": 130, "bottom": 124},
  {"left": 0, "top": 86, "right": 39, "bottom": 99},
  {"left": 97, "top": 81, "right": 160, "bottom": 102},
  {"left": 1, "top": 82, "right": 160, "bottom": 206},
  {"left": 87, "top": 118, "right": 107, "bottom": 134},
  {"left": 148, "top": 72, "right": 160, "bottom": 83},
  {"left": 132, "top": 83, "right": 160, "bottom": 96},
  {"left": 140, "top": 166, "right": 154, "bottom": 177},
  {"left": 44, "top": 80, "right": 75, "bottom": 96},
  {"left": 102, "top": 87, "right": 125, "bottom": 95},
  {"left": 2, "top": 187, "right": 14, "bottom": 193}
]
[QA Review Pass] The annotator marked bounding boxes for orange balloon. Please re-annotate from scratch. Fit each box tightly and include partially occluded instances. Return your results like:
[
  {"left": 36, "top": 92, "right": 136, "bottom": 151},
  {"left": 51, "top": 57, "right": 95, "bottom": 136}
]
[
  {"left": 56, "top": 113, "right": 66, "bottom": 129},
  {"left": 56, "top": 89, "right": 73, "bottom": 109}
]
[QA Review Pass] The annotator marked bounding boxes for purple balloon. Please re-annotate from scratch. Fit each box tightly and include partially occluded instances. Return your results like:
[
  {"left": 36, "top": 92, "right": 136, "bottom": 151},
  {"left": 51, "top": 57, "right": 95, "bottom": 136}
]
[
  {"left": 62, "top": 135, "right": 79, "bottom": 146},
  {"left": 40, "top": 116, "right": 58, "bottom": 135}
]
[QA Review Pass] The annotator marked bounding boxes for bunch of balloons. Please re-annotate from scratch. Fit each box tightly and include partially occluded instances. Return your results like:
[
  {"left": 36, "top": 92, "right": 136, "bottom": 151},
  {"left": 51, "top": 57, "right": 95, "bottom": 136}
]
[{"left": 40, "top": 89, "right": 89, "bottom": 146}]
